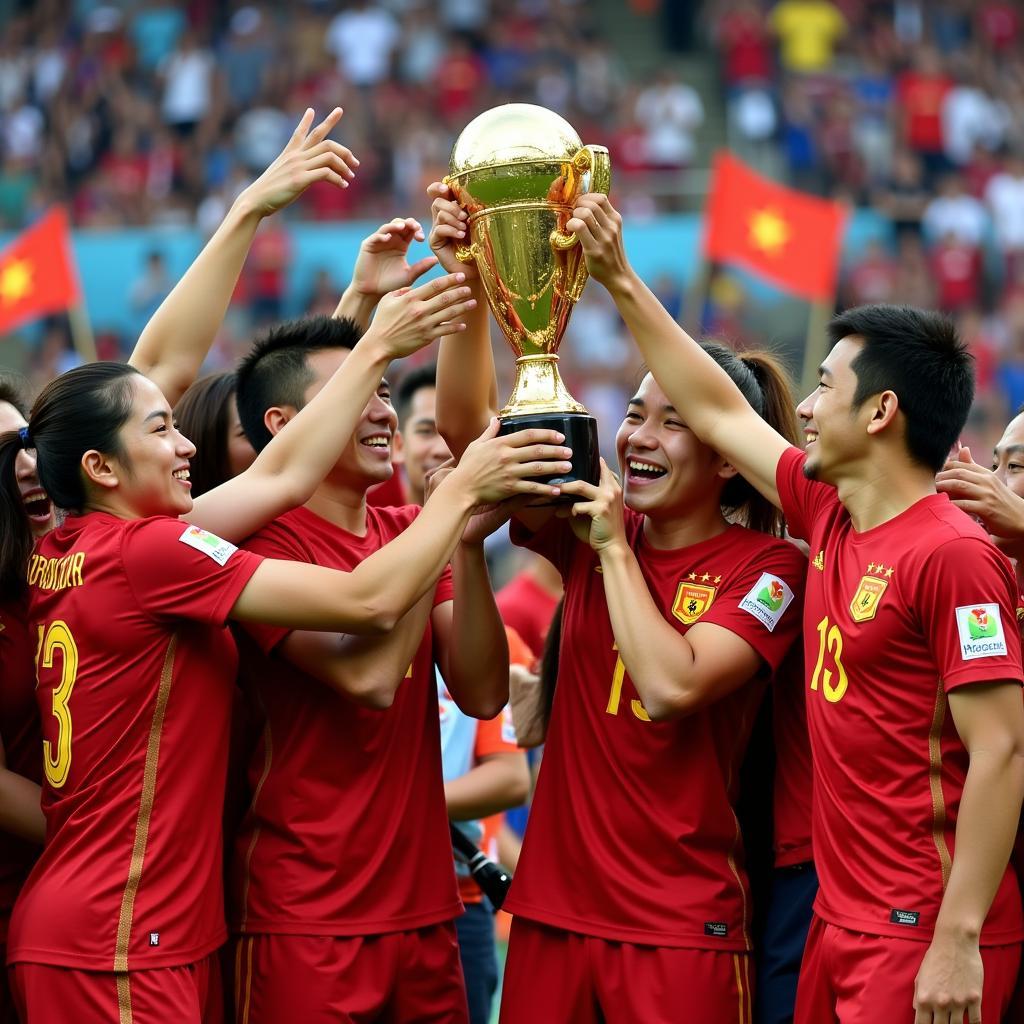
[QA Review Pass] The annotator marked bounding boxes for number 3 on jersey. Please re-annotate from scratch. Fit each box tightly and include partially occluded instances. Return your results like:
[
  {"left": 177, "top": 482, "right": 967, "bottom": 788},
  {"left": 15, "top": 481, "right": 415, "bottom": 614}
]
[
  {"left": 810, "top": 615, "right": 848, "bottom": 703},
  {"left": 35, "top": 620, "right": 79, "bottom": 788}
]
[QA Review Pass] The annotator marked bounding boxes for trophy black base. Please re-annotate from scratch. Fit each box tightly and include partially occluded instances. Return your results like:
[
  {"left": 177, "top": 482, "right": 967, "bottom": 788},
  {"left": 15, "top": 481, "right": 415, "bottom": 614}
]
[{"left": 498, "top": 411, "right": 600, "bottom": 505}]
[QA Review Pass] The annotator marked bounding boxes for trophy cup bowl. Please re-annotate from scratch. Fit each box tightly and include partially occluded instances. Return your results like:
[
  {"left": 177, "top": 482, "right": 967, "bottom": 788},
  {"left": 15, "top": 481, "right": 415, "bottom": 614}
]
[{"left": 445, "top": 103, "right": 611, "bottom": 498}]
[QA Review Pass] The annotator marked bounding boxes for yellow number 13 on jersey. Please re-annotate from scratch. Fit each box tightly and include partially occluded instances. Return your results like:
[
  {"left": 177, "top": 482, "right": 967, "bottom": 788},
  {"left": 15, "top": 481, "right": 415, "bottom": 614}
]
[
  {"left": 810, "top": 615, "right": 848, "bottom": 703},
  {"left": 35, "top": 620, "right": 79, "bottom": 788},
  {"left": 605, "top": 644, "right": 652, "bottom": 722}
]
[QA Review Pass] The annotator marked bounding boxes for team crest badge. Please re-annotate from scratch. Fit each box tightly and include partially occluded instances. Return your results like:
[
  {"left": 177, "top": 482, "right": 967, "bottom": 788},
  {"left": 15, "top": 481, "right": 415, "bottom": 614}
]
[
  {"left": 673, "top": 581, "right": 716, "bottom": 624},
  {"left": 850, "top": 575, "right": 887, "bottom": 623}
]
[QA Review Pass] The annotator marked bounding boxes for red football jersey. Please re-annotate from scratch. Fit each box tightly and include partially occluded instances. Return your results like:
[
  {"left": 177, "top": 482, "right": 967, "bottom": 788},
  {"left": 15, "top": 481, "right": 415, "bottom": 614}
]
[
  {"left": 0, "top": 597, "right": 41, "bottom": 943},
  {"left": 230, "top": 504, "right": 460, "bottom": 936},
  {"left": 772, "top": 648, "right": 813, "bottom": 867},
  {"left": 777, "top": 446, "right": 1024, "bottom": 943},
  {"left": 505, "top": 512, "right": 806, "bottom": 949},
  {"left": 8, "top": 512, "right": 262, "bottom": 970}
]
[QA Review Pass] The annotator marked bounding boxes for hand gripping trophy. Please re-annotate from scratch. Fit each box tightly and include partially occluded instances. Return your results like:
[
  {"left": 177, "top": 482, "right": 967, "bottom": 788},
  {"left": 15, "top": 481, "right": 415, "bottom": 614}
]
[{"left": 445, "top": 103, "right": 611, "bottom": 495}]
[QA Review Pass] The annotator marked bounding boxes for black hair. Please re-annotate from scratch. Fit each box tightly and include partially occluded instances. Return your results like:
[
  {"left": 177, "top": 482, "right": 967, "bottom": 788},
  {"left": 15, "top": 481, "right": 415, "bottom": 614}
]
[
  {"left": 173, "top": 371, "right": 240, "bottom": 498},
  {"left": 699, "top": 342, "right": 798, "bottom": 537},
  {"left": 828, "top": 304, "right": 973, "bottom": 473},
  {"left": 395, "top": 363, "right": 437, "bottom": 425},
  {"left": 0, "top": 371, "right": 30, "bottom": 418},
  {"left": 0, "top": 362, "right": 139, "bottom": 598},
  {"left": 235, "top": 315, "right": 362, "bottom": 452}
]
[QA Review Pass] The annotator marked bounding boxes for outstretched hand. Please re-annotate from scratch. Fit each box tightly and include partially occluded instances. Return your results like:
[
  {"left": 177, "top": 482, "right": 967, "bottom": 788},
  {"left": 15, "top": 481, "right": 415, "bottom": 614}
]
[
  {"left": 564, "top": 193, "right": 630, "bottom": 290},
  {"left": 240, "top": 107, "right": 359, "bottom": 218},
  {"left": 427, "top": 180, "right": 478, "bottom": 279},
  {"left": 936, "top": 446, "right": 1024, "bottom": 545},
  {"left": 351, "top": 218, "right": 439, "bottom": 298},
  {"left": 367, "top": 272, "right": 478, "bottom": 360},
  {"left": 557, "top": 459, "right": 626, "bottom": 553}
]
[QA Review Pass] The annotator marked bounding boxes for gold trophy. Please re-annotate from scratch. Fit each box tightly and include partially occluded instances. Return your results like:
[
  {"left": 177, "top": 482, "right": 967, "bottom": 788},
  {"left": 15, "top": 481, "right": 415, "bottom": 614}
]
[{"left": 445, "top": 103, "right": 611, "bottom": 494}]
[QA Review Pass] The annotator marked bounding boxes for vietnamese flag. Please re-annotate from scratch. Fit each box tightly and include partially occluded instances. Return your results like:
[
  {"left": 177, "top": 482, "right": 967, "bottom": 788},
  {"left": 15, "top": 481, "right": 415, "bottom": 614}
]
[
  {"left": 703, "top": 153, "right": 847, "bottom": 302},
  {"left": 0, "top": 207, "right": 80, "bottom": 334}
]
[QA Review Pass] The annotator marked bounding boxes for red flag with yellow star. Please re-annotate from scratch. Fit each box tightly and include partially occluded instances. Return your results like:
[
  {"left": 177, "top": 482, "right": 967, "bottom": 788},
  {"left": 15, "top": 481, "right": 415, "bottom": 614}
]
[
  {"left": 703, "top": 153, "right": 847, "bottom": 302},
  {"left": 0, "top": 207, "right": 80, "bottom": 334}
]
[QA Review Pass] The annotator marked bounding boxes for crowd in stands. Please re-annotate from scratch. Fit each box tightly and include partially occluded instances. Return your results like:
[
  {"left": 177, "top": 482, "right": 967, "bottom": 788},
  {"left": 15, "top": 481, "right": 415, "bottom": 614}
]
[{"left": 8, "top": 0, "right": 1024, "bottom": 451}]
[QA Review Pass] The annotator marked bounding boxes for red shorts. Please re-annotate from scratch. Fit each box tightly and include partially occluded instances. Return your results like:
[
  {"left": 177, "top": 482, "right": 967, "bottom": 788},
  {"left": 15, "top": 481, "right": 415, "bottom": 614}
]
[
  {"left": 499, "top": 917, "right": 753, "bottom": 1024},
  {"left": 9, "top": 952, "right": 221, "bottom": 1024},
  {"left": 231, "top": 923, "right": 468, "bottom": 1024},
  {"left": 794, "top": 914, "right": 1021, "bottom": 1024}
]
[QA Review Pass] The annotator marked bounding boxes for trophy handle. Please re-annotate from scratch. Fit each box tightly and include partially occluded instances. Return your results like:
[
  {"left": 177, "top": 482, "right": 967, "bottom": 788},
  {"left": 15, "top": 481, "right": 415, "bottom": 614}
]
[
  {"left": 454, "top": 243, "right": 478, "bottom": 263},
  {"left": 550, "top": 145, "right": 612, "bottom": 251}
]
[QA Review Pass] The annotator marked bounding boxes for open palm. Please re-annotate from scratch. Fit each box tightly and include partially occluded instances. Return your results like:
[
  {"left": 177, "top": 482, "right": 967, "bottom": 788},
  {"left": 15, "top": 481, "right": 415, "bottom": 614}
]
[{"left": 352, "top": 218, "right": 438, "bottom": 297}]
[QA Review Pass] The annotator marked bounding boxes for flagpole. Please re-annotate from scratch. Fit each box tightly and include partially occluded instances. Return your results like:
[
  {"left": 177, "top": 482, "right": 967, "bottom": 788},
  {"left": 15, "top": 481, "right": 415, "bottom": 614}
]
[
  {"left": 67, "top": 302, "right": 97, "bottom": 364},
  {"left": 800, "top": 298, "right": 834, "bottom": 398}
]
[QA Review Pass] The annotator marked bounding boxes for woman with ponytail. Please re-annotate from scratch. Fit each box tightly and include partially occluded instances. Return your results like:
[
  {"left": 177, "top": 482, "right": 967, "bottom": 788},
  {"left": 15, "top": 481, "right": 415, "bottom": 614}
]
[{"left": 0, "top": 353, "right": 567, "bottom": 1022}]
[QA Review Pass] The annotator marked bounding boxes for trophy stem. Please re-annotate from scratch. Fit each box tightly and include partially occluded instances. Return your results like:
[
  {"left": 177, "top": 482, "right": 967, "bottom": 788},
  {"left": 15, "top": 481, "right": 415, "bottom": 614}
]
[{"left": 500, "top": 354, "right": 586, "bottom": 418}]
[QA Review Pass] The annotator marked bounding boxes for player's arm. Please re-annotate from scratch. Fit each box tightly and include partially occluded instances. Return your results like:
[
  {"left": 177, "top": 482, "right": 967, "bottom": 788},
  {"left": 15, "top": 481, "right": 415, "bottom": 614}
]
[
  {"left": 563, "top": 463, "right": 762, "bottom": 720},
  {"left": 433, "top": 555, "right": 510, "bottom": 720},
  {"left": 186, "top": 273, "right": 478, "bottom": 542},
  {"left": 130, "top": 108, "right": 357, "bottom": 406},
  {"left": 446, "top": 751, "right": 530, "bottom": 821},
  {"left": 428, "top": 181, "right": 500, "bottom": 458},
  {"left": 936, "top": 447, "right": 1024, "bottom": 559},
  {"left": 333, "top": 218, "right": 439, "bottom": 331},
  {"left": 0, "top": 733, "right": 44, "bottom": 844},
  {"left": 567, "top": 194, "right": 790, "bottom": 508},
  {"left": 229, "top": 421, "right": 568, "bottom": 632},
  {"left": 913, "top": 680, "right": 1024, "bottom": 1023},
  {"left": 275, "top": 591, "right": 435, "bottom": 708}
]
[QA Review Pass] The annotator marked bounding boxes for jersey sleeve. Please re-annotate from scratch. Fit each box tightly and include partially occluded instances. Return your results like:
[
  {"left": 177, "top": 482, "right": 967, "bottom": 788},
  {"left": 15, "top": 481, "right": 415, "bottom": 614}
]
[
  {"left": 699, "top": 541, "right": 807, "bottom": 673},
  {"left": 509, "top": 515, "right": 580, "bottom": 579},
  {"left": 775, "top": 445, "right": 839, "bottom": 543},
  {"left": 121, "top": 518, "right": 263, "bottom": 627},
  {"left": 474, "top": 707, "right": 521, "bottom": 758},
  {"left": 435, "top": 565, "right": 454, "bottom": 607},
  {"left": 914, "top": 536, "right": 1024, "bottom": 692},
  {"left": 238, "top": 519, "right": 315, "bottom": 654}
]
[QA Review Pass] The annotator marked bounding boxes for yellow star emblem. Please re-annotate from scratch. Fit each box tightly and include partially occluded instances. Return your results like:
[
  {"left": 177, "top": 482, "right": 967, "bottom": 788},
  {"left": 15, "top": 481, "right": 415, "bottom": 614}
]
[
  {"left": 0, "top": 258, "right": 32, "bottom": 305},
  {"left": 749, "top": 208, "right": 790, "bottom": 256},
  {"left": 714, "top": 575, "right": 722, "bottom": 584},
  {"left": 867, "top": 562, "right": 875, "bottom": 573},
  {"left": 687, "top": 572, "right": 697, "bottom": 581},
  {"left": 884, "top": 566, "right": 894, "bottom": 578},
  {"left": 701, "top": 572, "right": 711, "bottom": 582}
]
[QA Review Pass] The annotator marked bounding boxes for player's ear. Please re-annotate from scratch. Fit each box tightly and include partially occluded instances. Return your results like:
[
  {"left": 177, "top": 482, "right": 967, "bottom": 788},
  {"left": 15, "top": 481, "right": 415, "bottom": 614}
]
[
  {"left": 865, "top": 390, "right": 899, "bottom": 436},
  {"left": 392, "top": 429, "right": 405, "bottom": 466},
  {"left": 716, "top": 456, "right": 739, "bottom": 481},
  {"left": 263, "top": 405, "right": 297, "bottom": 439},
  {"left": 81, "top": 449, "right": 121, "bottom": 491}
]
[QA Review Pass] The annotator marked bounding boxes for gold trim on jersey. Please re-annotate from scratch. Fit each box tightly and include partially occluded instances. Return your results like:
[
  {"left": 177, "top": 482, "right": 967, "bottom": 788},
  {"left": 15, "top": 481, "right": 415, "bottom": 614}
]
[
  {"left": 114, "top": 632, "right": 178, "bottom": 973},
  {"left": 116, "top": 971, "right": 132, "bottom": 1024},
  {"left": 235, "top": 935, "right": 255, "bottom": 1024},
  {"left": 238, "top": 687, "right": 274, "bottom": 934},
  {"left": 929, "top": 680, "right": 953, "bottom": 888},
  {"left": 732, "top": 953, "right": 752, "bottom": 1024}
]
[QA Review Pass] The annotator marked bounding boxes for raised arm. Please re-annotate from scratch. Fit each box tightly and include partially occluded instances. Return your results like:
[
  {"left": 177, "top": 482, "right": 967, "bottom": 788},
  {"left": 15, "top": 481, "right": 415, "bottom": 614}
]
[
  {"left": 230, "top": 420, "right": 570, "bottom": 632},
  {"left": 186, "top": 272, "right": 478, "bottom": 542},
  {"left": 334, "top": 217, "right": 439, "bottom": 332},
  {"left": 563, "top": 463, "right": 762, "bottom": 720},
  {"left": 130, "top": 108, "right": 357, "bottom": 405},
  {"left": 428, "top": 181, "right": 500, "bottom": 457},
  {"left": 567, "top": 194, "right": 791, "bottom": 509}
]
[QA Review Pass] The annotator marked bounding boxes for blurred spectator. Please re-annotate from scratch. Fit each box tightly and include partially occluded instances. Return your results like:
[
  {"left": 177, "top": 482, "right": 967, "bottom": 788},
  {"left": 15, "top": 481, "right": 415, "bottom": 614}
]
[
  {"left": 634, "top": 68, "right": 705, "bottom": 170},
  {"left": 923, "top": 173, "right": 988, "bottom": 247},
  {"left": 326, "top": 0, "right": 400, "bottom": 88},
  {"left": 715, "top": 1, "right": 773, "bottom": 89},
  {"left": 896, "top": 47, "right": 953, "bottom": 182},
  {"left": 769, "top": 0, "right": 846, "bottom": 75},
  {"left": 160, "top": 30, "right": 216, "bottom": 134},
  {"left": 942, "top": 67, "right": 1007, "bottom": 167},
  {"left": 129, "top": 250, "right": 172, "bottom": 333},
  {"left": 984, "top": 150, "right": 1024, "bottom": 282},
  {"left": 875, "top": 149, "right": 929, "bottom": 237},
  {"left": 929, "top": 230, "right": 984, "bottom": 312},
  {"left": 843, "top": 239, "right": 897, "bottom": 308},
  {"left": 244, "top": 221, "right": 291, "bottom": 326}
]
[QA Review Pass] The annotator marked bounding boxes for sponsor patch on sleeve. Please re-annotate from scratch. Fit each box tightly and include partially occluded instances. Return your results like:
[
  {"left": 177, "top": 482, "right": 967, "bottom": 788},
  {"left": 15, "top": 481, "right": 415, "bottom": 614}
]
[
  {"left": 738, "top": 572, "right": 795, "bottom": 632},
  {"left": 955, "top": 603, "right": 1008, "bottom": 661},
  {"left": 501, "top": 706, "right": 518, "bottom": 746},
  {"left": 178, "top": 525, "right": 237, "bottom": 566}
]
